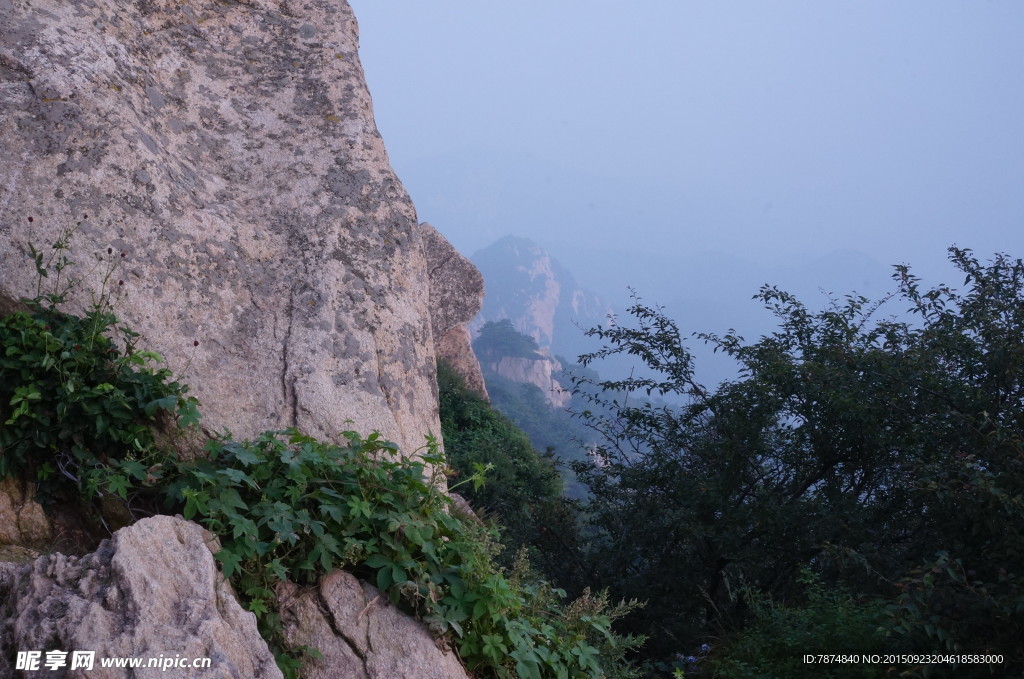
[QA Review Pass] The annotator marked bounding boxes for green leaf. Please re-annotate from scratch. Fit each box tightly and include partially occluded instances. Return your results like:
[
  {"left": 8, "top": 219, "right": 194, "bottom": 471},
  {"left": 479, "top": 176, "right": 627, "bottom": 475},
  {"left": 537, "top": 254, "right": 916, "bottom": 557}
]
[
  {"left": 376, "top": 566, "right": 394, "bottom": 592},
  {"left": 106, "top": 474, "right": 130, "bottom": 499},
  {"left": 214, "top": 549, "right": 243, "bottom": 580}
]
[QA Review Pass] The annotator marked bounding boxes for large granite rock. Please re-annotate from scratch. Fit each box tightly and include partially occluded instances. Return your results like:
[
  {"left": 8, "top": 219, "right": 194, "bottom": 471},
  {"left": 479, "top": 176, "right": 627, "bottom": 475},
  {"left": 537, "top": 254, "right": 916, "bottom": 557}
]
[
  {"left": 0, "top": 0, "right": 444, "bottom": 456},
  {"left": 279, "top": 569, "right": 469, "bottom": 679},
  {"left": 0, "top": 515, "right": 282, "bottom": 679},
  {"left": 0, "top": 515, "right": 472, "bottom": 678},
  {"left": 422, "top": 222, "right": 488, "bottom": 399}
]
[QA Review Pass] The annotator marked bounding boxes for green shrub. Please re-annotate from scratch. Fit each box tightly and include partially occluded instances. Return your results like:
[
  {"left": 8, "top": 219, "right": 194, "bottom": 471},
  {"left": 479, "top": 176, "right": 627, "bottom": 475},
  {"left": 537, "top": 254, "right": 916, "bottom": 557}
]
[
  {"left": 438, "top": 361, "right": 594, "bottom": 592},
  {"left": 569, "top": 250, "right": 1024, "bottom": 672},
  {"left": 168, "top": 427, "right": 632, "bottom": 679},
  {"left": 706, "top": 569, "right": 894, "bottom": 679},
  {"left": 0, "top": 220, "right": 199, "bottom": 504},
  {"left": 438, "top": 360, "right": 563, "bottom": 515}
]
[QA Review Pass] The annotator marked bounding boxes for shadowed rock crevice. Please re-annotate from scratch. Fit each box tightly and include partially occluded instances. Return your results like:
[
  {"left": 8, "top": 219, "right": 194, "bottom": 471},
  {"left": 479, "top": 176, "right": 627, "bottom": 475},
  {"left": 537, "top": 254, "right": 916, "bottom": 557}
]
[
  {"left": 317, "top": 587, "right": 368, "bottom": 664},
  {"left": 279, "top": 570, "right": 467, "bottom": 679},
  {"left": 282, "top": 287, "right": 298, "bottom": 428}
]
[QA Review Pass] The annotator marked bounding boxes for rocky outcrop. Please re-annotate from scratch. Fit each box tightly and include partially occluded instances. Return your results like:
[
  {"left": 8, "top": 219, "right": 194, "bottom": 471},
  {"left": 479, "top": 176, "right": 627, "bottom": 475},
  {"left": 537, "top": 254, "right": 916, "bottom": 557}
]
[
  {"left": 0, "top": 0, "right": 447, "bottom": 457},
  {"left": 486, "top": 353, "right": 570, "bottom": 408},
  {"left": 422, "top": 222, "right": 488, "bottom": 399},
  {"left": 279, "top": 570, "right": 469, "bottom": 679},
  {"left": 0, "top": 478, "right": 51, "bottom": 549},
  {"left": 436, "top": 325, "right": 489, "bottom": 399},
  {"left": 0, "top": 515, "right": 470, "bottom": 678},
  {"left": 470, "top": 236, "right": 611, "bottom": 362},
  {"left": 0, "top": 515, "right": 282, "bottom": 679}
]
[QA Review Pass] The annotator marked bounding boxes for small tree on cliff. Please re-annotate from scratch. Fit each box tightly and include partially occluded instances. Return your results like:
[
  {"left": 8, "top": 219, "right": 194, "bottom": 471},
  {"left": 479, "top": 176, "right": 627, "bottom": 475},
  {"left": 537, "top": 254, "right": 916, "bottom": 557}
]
[{"left": 475, "top": 319, "right": 544, "bottom": 361}]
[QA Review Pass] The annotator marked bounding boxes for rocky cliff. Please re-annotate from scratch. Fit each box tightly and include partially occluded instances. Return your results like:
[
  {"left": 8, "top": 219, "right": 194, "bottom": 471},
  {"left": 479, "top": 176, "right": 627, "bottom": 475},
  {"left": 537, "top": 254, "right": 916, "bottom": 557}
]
[
  {"left": 470, "top": 237, "right": 609, "bottom": 409},
  {"left": 0, "top": 0, "right": 480, "bottom": 458},
  {"left": 0, "top": 0, "right": 483, "bottom": 675},
  {"left": 470, "top": 236, "right": 610, "bottom": 365},
  {"left": 422, "top": 222, "right": 488, "bottom": 399}
]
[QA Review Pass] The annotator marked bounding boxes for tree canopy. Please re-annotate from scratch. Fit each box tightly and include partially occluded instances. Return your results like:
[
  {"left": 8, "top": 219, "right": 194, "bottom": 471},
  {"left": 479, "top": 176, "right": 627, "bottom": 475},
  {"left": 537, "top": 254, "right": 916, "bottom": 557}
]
[
  {"left": 570, "top": 248, "right": 1024, "bottom": 677},
  {"left": 475, "top": 319, "right": 544, "bottom": 360}
]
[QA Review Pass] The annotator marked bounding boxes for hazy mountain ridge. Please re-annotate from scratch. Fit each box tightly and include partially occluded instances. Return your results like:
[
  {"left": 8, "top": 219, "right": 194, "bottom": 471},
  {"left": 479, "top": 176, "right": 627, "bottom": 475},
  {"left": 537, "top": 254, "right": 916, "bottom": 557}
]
[
  {"left": 470, "top": 235, "right": 613, "bottom": 364},
  {"left": 471, "top": 234, "right": 908, "bottom": 391}
]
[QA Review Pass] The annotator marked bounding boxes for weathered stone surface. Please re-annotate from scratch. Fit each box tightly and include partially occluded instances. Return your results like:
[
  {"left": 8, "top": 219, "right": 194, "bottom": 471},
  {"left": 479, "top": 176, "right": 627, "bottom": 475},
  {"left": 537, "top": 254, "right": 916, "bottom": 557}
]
[
  {"left": 448, "top": 492, "right": 483, "bottom": 526},
  {"left": 0, "top": 477, "right": 52, "bottom": 548},
  {"left": 422, "top": 223, "right": 484, "bottom": 340},
  {"left": 0, "top": 0, "right": 441, "bottom": 456},
  {"left": 437, "top": 325, "right": 490, "bottom": 399},
  {"left": 0, "top": 515, "right": 282, "bottom": 679},
  {"left": 279, "top": 569, "right": 469, "bottom": 679},
  {"left": 422, "top": 223, "right": 488, "bottom": 399},
  {"left": 486, "top": 353, "right": 571, "bottom": 408}
]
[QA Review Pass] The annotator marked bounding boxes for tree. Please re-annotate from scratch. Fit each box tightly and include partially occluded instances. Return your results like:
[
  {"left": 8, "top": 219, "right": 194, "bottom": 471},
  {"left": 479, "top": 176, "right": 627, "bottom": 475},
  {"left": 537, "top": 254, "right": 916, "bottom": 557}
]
[
  {"left": 437, "top": 361, "right": 589, "bottom": 587},
  {"left": 570, "top": 249, "right": 1024, "bottom": 676}
]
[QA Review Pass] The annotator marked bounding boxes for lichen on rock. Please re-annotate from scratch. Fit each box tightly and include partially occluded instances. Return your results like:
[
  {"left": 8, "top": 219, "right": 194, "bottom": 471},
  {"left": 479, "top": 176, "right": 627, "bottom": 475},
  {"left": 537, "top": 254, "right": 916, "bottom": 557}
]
[
  {"left": 0, "top": 0, "right": 458, "bottom": 457},
  {"left": 0, "top": 515, "right": 283, "bottom": 678}
]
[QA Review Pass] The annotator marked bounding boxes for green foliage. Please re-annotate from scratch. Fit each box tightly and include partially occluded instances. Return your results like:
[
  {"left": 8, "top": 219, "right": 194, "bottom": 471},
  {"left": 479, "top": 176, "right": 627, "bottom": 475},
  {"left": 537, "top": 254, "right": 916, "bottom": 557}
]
[
  {"left": 707, "top": 569, "right": 894, "bottom": 678},
  {"left": 480, "top": 367, "right": 595, "bottom": 497},
  {"left": 482, "top": 371, "right": 582, "bottom": 459},
  {"left": 476, "top": 319, "right": 544, "bottom": 360},
  {"left": 571, "top": 249, "right": 1024, "bottom": 674},
  {"left": 438, "top": 360, "right": 563, "bottom": 515},
  {"left": 169, "top": 427, "right": 625, "bottom": 679},
  {"left": 438, "top": 361, "right": 594, "bottom": 592},
  {"left": 0, "top": 222, "right": 199, "bottom": 504}
]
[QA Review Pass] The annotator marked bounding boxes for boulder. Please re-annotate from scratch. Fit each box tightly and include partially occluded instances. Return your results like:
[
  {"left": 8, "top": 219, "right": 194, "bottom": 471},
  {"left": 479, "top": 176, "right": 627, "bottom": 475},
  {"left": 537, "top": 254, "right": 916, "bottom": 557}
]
[
  {"left": 279, "top": 569, "right": 469, "bottom": 679},
  {"left": 0, "top": 515, "right": 282, "bottom": 678},
  {"left": 422, "top": 223, "right": 488, "bottom": 399},
  {"left": 0, "top": 0, "right": 444, "bottom": 457}
]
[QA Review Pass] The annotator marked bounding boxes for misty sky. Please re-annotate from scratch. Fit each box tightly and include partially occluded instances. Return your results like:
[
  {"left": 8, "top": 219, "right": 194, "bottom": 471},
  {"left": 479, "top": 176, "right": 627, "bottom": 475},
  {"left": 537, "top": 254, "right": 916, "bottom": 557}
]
[{"left": 349, "top": 1, "right": 1024, "bottom": 310}]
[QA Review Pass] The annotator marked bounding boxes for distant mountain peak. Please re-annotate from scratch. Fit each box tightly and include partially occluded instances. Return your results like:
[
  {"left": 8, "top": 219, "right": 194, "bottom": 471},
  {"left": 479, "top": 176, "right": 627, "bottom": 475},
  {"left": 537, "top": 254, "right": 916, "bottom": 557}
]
[{"left": 471, "top": 236, "right": 611, "bottom": 361}]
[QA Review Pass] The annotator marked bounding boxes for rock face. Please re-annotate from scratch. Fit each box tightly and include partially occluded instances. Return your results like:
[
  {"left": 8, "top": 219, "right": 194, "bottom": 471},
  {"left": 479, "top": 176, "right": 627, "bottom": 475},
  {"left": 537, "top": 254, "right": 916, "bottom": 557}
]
[
  {"left": 422, "top": 222, "right": 488, "bottom": 399},
  {"left": 0, "top": 0, "right": 448, "bottom": 456},
  {"left": 485, "top": 353, "right": 570, "bottom": 408},
  {"left": 471, "top": 236, "right": 611, "bottom": 365},
  {"left": 436, "top": 325, "right": 490, "bottom": 399},
  {"left": 0, "top": 515, "right": 283, "bottom": 679},
  {"left": 279, "top": 570, "right": 469, "bottom": 679},
  {"left": 0, "top": 478, "right": 51, "bottom": 549}
]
